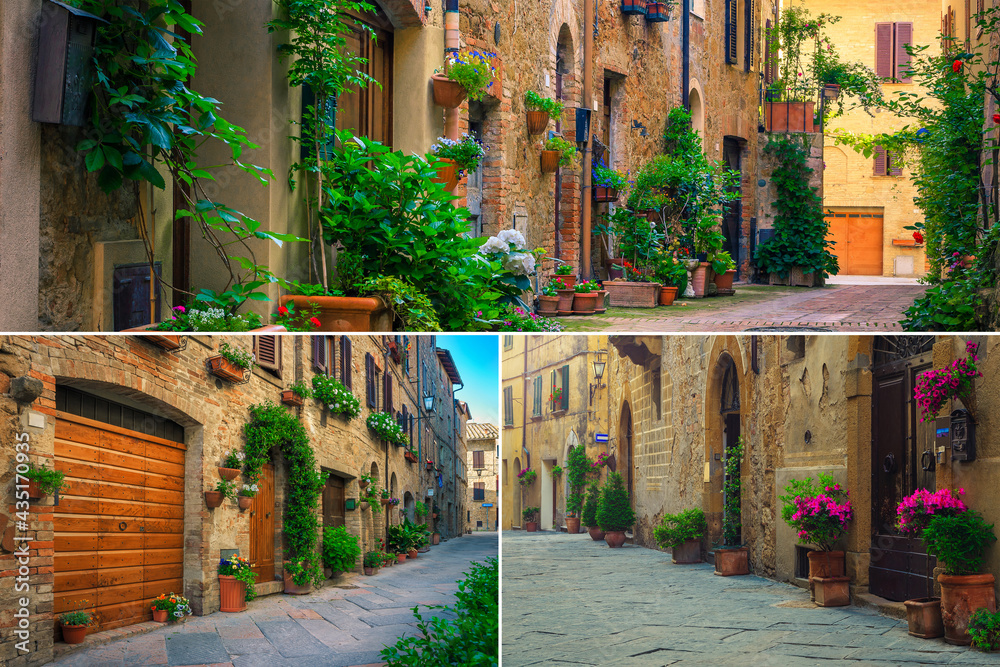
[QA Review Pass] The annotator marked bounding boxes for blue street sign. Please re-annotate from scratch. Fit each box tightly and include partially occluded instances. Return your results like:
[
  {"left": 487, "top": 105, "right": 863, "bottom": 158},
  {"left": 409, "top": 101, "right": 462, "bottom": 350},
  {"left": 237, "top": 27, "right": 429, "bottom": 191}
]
[
  {"left": 595, "top": 433, "right": 609, "bottom": 443},
  {"left": 481, "top": 503, "right": 493, "bottom": 507}
]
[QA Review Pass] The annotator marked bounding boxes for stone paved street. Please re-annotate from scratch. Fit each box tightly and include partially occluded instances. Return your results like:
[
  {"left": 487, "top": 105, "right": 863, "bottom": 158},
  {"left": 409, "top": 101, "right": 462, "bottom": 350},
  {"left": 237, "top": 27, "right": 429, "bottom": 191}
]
[
  {"left": 49, "top": 532, "right": 497, "bottom": 667},
  {"left": 561, "top": 283, "right": 927, "bottom": 332},
  {"left": 502, "top": 532, "right": 1000, "bottom": 666}
]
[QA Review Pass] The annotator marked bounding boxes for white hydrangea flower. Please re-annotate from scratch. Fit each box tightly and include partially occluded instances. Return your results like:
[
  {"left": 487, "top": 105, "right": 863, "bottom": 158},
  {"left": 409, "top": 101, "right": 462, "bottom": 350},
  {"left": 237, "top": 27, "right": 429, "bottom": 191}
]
[
  {"left": 503, "top": 251, "right": 536, "bottom": 276},
  {"left": 479, "top": 236, "right": 508, "bottom": 255},
  {"left": 497, "top": 228, "right": 526, "bottom": 250}
]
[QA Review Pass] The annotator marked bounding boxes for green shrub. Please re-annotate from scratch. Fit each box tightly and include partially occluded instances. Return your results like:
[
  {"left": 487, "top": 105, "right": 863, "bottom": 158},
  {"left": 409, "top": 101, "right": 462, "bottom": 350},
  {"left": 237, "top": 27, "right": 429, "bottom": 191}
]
[
  {"left": 565, "top": 445, "right": 592, "bottom": 518},
  {"left": 322, "top": 526, "right": 360, "bottom": 574},
  {"left": 722, "top": 438, "right": 744, "bottom": 547},
  {"left": 25, "top": 462, "right": 66, "bottom": 495},
  {"left": 970, "top": 608, "right": 1000, "bottom": 652},
  {"left": 522, "top": 506, "right": 539, "bottom": 523},
  {"left": 525, "top": 90, "right": 564, "bottom": 116},
  {"left": 581, "top": 484, "right": 600, "bottom": 528},
  {"left": 380, "top": 558, "right": 498, "bottom": 666},
  {"left": 923, "top": 510, "right": 996, "bottom": 575},
  {"left": 596, "top": 472, "right": 635, "bottom": 532},
  {"left": 654, "top": 508, "right": 707, "bottom": 549},
  {"left": 544, "top": 137, "right": 577, "bottom": 167}
]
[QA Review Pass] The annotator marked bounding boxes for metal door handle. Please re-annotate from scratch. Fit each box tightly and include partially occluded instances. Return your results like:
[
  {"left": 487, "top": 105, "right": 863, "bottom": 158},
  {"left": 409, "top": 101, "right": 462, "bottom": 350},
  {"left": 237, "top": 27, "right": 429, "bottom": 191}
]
[
  {"left": 921, "top": 450, "right": 936, "bottom": 472},
  {"left": 882, "top": 453, "right": 896, "bottom": 474}
]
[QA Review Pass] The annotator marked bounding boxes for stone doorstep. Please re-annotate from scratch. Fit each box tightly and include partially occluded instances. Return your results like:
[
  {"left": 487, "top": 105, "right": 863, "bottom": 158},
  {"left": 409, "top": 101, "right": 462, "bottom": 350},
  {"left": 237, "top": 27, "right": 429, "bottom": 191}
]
[
  {"left": 255, "top": 579, "right": 285, "bottom": 597},
  {"left": 854, "top": 591, "right": 908, "bottom": 620}
]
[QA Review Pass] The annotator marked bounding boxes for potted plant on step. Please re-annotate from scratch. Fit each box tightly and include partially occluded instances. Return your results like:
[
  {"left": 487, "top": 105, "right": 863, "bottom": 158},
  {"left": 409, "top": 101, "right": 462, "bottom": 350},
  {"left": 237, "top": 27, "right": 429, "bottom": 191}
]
[
  {"left": 923, "top": 509, "right": 997, "bottom": 645},
  {"left": 363, "top": 550, "right": 383, "bottom": 576},
  {"left": 550, "top": 263, "right": 577, "bottom": 288},
  {"left": 525, "top": 91, "right": 564, "bottom": 134},
  {"left": 430, "top": 134, "right": 486, "bottom": 191},
  {"left": 572, "top": 281, "right": 600, "bottom": 315},
  {"left": 536, "top": 283, "right": 559, "bottom": 317},
  {"left": 582, "top": 484, "right": 604, "bottom": 541},
  {"left": 218, "top": 449, "right": 244, "bottom": 481},
  {"left": 654, "top": 508, "right": 706, "bottom": 564},
  {"left": 553, "top": 277, "right": 576, "bottom": 316},
  {"left": 24, "top": 462, "right": 66, "bottom": 501},
  {"left": 716, "top": 438, "right": 749, "bottom": 575},
  {"left": 432, "top": 50, "right": 496, "bottom": 108},
  {"left": 59, "top": 604, "right": 95, "bottom": 645},
  {"left": 592, "top": 160, "right": 627, "bottom": 203},
  {"left": 596, "top": 472, "right": 635, "bottom": 548},
  {"left": 281, "top": 381, "right": 311, "bottom": 407},
  {"left": 541, "top": 137, "right": 576, "bottom": 173},
  {"left": 523, "top": 507, "right": 540, "bottom": 532},
  {"left": 322, "top": 525, "right": 361, "bottom": 578},
  {"left": 780, "top": 473, "right": 853, "bottom": 607},
  {"left": 218, "top": 555, "right": 257, "bottom": 612},
  {"left": 151, "top": 593, "right": 192, "bottom": 623},
  {"left": 284, "top": 558, "right": 322, "bottom": 594}
]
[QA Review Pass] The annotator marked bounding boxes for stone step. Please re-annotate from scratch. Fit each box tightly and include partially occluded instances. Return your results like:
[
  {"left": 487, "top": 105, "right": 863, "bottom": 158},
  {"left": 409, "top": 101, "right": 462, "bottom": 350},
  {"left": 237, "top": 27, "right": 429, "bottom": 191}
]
[{"left": 255, "top": 579, "right": 285, "bottom": 597}]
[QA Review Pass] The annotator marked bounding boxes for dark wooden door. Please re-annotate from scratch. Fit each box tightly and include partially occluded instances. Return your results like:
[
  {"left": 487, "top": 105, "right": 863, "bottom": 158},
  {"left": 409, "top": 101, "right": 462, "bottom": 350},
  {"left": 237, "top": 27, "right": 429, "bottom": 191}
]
[
  {"left": 870, "top": 338, "right": 936, "bottom": 601},
  {"left": 723, "top": 138, "right": 742, "bottom": 279},
  {"left": 336, "top": 7, "right": 393, "bottom": 145},
  {"left": 619, "top": 402, "right": 633, "bottom": 498},
  {"left": 323, "top": 475, "right": 345, "bottom": 529},
  {"left": 113, "top": 263, "right": 161, "bottom": 331},
  {"left": 250, "top": 464, "right": 275, "bottom": 582}
]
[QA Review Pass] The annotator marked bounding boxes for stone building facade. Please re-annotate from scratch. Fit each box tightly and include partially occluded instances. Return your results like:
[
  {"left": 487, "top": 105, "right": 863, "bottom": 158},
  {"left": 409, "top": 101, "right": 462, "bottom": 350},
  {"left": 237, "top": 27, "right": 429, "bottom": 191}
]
[
  {"left": 0, "top": 333, "right": 474, "bottom": 666},
  {"left": 465, "top": 422, "right": 499, "bottom": 531}
]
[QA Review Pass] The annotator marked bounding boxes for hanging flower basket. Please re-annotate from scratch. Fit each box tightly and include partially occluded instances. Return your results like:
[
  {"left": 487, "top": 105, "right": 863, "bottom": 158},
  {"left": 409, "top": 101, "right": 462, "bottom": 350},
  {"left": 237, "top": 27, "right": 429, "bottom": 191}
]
[
  {"left": 431, "top": 74, "right": 467, "bottom": 108},
  {"left": 540, "top": 150, "right": 562, "bottom": 173},
  {"left": 526, "top": 110, "right": 550, "bottom": 134},
  {"left": 204, "top": 491, "right": 224, "bottom": 508},
  {"left": 621, "top": 0, "right": 647, "bottom": 15},
  {"left": 218, "top": 466, "right": 240, "bottom": 481},
  {"left": 592, "top": 186, "right": 619, "bottom": 203},
  {"left": 645, "top": 2, "right": 669, "bottom": 22}
]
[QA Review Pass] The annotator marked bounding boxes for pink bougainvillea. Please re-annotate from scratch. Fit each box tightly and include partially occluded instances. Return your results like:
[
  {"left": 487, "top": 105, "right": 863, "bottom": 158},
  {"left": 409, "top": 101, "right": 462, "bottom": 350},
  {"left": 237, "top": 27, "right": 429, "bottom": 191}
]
[
  {"left": 913, "top": 341, "right": 981, "bottom": 422},
  {"left": 897, "top": 488, "right": 967, "bottom": 535},
  {"left": 780, "top": 473, "right": 852, "bottom": 551}
]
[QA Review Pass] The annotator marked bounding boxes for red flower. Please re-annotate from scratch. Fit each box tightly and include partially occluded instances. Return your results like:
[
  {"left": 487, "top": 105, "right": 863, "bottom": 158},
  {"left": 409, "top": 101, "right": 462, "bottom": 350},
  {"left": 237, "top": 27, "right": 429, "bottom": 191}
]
[
  {"left": 953, "top": 60, "right": 962, "bottom": 73},
  {"left": 913, "top": 231, "right": 924, "bottom": 244},
  {"left": 309, "top": 317, "right": 321, "bottom": 328},
  {"left": 278, "top": 305, "right": 289, "bottom": 316},
  {"left": 993, "top": 113, "right": 1000, "bottom": 124}
]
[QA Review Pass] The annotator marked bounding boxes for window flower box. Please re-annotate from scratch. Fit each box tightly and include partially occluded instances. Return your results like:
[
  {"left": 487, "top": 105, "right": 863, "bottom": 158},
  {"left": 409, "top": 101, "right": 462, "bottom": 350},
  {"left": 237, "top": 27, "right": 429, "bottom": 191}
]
[
  {"left": 280, "top": 390, "right": 303, "bottom": 407},
  {"left": 621, "top": 0, "right": 647, "bottom": 15},
  {"left": 404, "top": 450, "right": 418, "bottom": 463},
  {"left": 645, "top": 1, "right": 669, "bottom": 21},
  {"left": 143, "top": 335, "right": 182, "bottom": 350},
  {"left": 602, "top": 281, "right": 661, "bottom": 308},
  {"left": 207, "top": 356, "right": 247, "bottom": 383}
]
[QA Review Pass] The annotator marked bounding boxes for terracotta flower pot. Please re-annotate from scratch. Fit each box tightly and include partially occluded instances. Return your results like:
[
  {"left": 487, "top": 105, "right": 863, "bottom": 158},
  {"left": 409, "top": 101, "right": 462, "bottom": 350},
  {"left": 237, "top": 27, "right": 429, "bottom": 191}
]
[
  {"left": 358, "top": 480, "right": 369, "bottom": 490},
  {"left": 526, "top": 110, "right": 550, "bottom": 134},
  {"left": 595, "top": 290, "right": 608, "bottom": 314},
  {"left": 144, "top": 335, "right": 182, "bottom": 350},
  {"left": 540, "top": 150, "right": 561, "bottom": 173},
  {"left": 672, "top": 539, "right": 701, "bottom": 564},
  {"left": 208, "top": 356, "right": 246, "bottom": 382},
  {"left": 714, "top": 269, "right": 736, "bottom": 291},
  {"left": 432, "top": 74, "right": 467, "bottom": 109},
  {"left": 807, "top": 550, "right": 846, "bottom": 579},
  {"left": 905, "top": 597, "right": 944, "bottom": 639},
  {"left": 621, "top": 0, "right": 647, "bottom": 16},
  {"left": 555, "top": 289, "right": 575, "bottom": 315},
  {"left": 605, "top": 531, "right": 627, "bottom": 548},
  {"left": 380, "top": 497, "right": 391, "bottom": 506},
  {"left": 397, "top": 554, "right": 406, "bottom": 564},
  {"left": 218, "top": 466, "right": 240, "bottom": 481},
  {"left": 283, "top": 565, "right": 312, "bottom": 595},
  {"left": 764, "top": 101, "right": 816, "bottom": 133},
  {"left": 525, "top": 521, "right": 538, "bottom": 532},
  {"left": 364, "top": 566, "right": 377, "bottom": 576},
  {"left": 814, "top": 576, "right": 851, "bottom": 607},
  {"left": 407, "top": 549, "right": 418, "bottom": 559},
  {"left": 566, "top": 517, "right": 581, "bottom": 534},
  {"left": 714, "top": 547, "right": 749, "bottom": 576},
  {"left": 280, "top": 390, "right": 304, "bottom": 407},
  {"left": 659, "top": 286, "right": 678, "bottom": 306},
  {"left": 537, "top": 295, "right": 559, "bottom": 316},
  {"left": 219, "top": 574, "right": 247, "bottom": 612},
  {"left": 939, "top": 573, "right": 997, "bottom": 645},
  {"left": 27, "top": 480, "right": 45, "bottom": 500},
  {"left": 690, "top": 262, "right": 710, "bottom": 298},
  {"left": 279, "top": 294, "right": 390, "bottom": 332},
  {"left": 572, "top": 292, "right": 599, "bottom": 315},
  {"left": 433, "top": 158, "right": 460, "bottom": 191},
  {"left": 61, "top": 623, "right": 88, "bottom": 645},
  {"left": 589, "top": 526, "right": 606, "bottom": 541},
  {"left": 152, "top": 609, "right": 169, "bottom": 623},
  {"left": 238, "top": 496, "right": 252, "bottom": 510},
  {"left": 645, "top": 1, "right": 669, "bottom": 21},
  {"left": 204, "top": 491, "right": 224, "bottom": 508},
  {"left": 550, "top": 274, "right": 577, "bottom": 288},
  {"left": 593, "top": 186, "right": 619, "bottom": 203}
]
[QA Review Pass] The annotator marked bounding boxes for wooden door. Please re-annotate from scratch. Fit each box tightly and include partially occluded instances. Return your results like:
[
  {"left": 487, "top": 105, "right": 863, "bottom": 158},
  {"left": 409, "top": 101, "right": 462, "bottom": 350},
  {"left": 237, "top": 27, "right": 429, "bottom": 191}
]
[
  {"left": 54, "top": 413, "right": 185, "bottom": 634},
  {"left": 336, "top": 8, "right": 393, "bottom": 145},
  {"left": 825, "top": 209, "right": 884, "bottom": 275},
  {"left": 323, "top": 475, "right": 346, "bottom": 529},
  {"left": 619, "top": 402, "right": 633, "bottom": 498},
  {"left": 250, "top": 464, "right": 275, "bottom": 582}
]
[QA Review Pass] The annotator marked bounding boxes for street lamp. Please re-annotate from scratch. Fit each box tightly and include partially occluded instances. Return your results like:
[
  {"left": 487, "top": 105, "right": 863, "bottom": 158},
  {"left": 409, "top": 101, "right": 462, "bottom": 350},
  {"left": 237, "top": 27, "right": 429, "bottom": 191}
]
[
  {"left": 423, "top": 393, "right": 435, "bottom": 412},
  {"left": 590, "top": 350, "right": 607, "bottom": 404}
]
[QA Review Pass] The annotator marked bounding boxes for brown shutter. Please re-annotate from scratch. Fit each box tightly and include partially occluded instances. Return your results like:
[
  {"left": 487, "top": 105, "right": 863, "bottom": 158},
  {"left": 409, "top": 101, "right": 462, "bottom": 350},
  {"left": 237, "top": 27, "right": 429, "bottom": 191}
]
[
  {"left": 874, "top": 146, "right": 888, "bottom": 176},
  {"left": 889, "top": 152, "right": 903, "bottom": 177},
  {"left": 876, "top": 23, "right": 894, "bottom": 79},
  {"left": 561, "top": 365, "right": 570, "bottom": 411},
  {"left": 365, "top": 353, "right": 376, "bottom": 408},
  {"left": 473, "top": 450, "right": 484, "bottom": 468},
  {"left": 726, "top": 0, "right": 739, "bottom": 64},
  {"left": 313, "top": 336, "right": 327, "bottom": 373},
  {"left": 255, "top": 336, "right": 281, "bottom": 375},
  {"left": 342, "top": 338, "right": 353, "bottom": 389},
  {"left": 745, "top": 0, "right": 756, "bottom": 72},
  {"left": 384, "top": 369, "right": 393, "bottom": 413},
  {"left": 895, "top": 23, "right": 914, "bottom": 83}
]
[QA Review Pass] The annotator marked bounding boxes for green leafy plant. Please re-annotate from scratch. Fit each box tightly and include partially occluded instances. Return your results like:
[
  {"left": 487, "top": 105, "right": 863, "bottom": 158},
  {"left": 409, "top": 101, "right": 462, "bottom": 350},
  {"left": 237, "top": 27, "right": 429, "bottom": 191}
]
[
  {"left": 596, "top": 209, "right": 663, "bottom": 268},
  {"left": 654, "top": 508, "right": 707, "bottom": 549},
  {"left": 218, "top": 555, "right": 258, "bottom": 602},
  {"left": 778, "top": 473, "right": 852, "bottom": 551},
  {"left": 710, "top": 250, "right": 736, "bottom": 275},
  {"left": 525, "top": 91, "right": 565, "bottom": 116},
  {"left": 970, "top": 608, "right": 1000, "bottom": 652},
  {"left": 443, "top": 50, "right": 496, "bottom": 101},
  {"left": 285, "top": 558, "right": 324, "bottom": 587},
  {"left": 652, "top": 250, "right": 689, "bottom": 292},
  {"left": 431, "top": 134, "right": 486, "bottom": 173},
  {"left": 150, "top": 592, "right": 193, "bottom": 620},
  {"left": 362, "top": 484, "right": 383, "bottom": 516},
  {"left": 363, "top": 550, "right": 384, "bottom": 569},
  {"left": 722, "top": 438, "right": 744, "bottom": 547},
  {"left": 573, "top": 281, "right": 599, "bottom": 294},
  {"left": 539, "top": 283, "right": 558, "bottom": 297},
  {"left": 367, "top": 411, "right": 407, "bottom": 444},
  {"left": 415, "top": 500, "right": 428, "bottom": 519},
  {"left": 581, "top": 484, "right": 601, "bottom": 528},
  {"left": 59, "top": 608, "right": 95, "bottom": 628},
  {"left": 522, "top": 506, "right": 539, "bottom": 522},
  {"left": 218, "top": 342, "right": 256, "bottom": 370},
  {"left": 239, "top": 483, "right": 258, "bottom": 498},
  {"left": 24, "top": 462, "right": 66, "bottom": 495},
  {"left": 360, "top": 276, "right": 443, "bottom": 332},
  {"left": 214, "top": 478, "right": 238, "bottom": 501},
  {"left": 565, "top": 445, "right": 592, "bottom": 519},
  {"left": 311, "top": 375, "right": 361, "bottom": 418},
  {"left": 323, "top": 525, "right": 361, "bottom": 574},
  {"left": 517, "top": 469, "right": 537, "bottom": 487},
  {"left": 596, "top": 472, "right": 635, "bottom": 532},
  {"left": 550, "top": 465, "right": 563, "bottom": 478},
  {"left": 221, "top": 449, "right": 244, "bottom": 470},
  {"left": 288, "top": 381, "right": 312, "bottom": 399},
  {"left": 922, "top": 510, "right": 997, "bottom": 575},
  {"left": 554, "top": 264, "right": 574, "bottom": 276},
  {"left": 544, "top": 137, "right": 577, "bottom": 167}
]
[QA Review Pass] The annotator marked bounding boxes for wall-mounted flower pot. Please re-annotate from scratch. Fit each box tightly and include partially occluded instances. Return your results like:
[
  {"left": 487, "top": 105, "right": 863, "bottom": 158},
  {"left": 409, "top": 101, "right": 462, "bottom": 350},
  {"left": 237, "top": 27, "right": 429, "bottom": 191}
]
[
  {"left": 593, "top": 186, "right": 619, "bottom": 203},
  {"left": 152, "top": 609, "right": 168, "bottom": 622},
  {"left": 537, "top": 295, "right": 559, "bottom": 316},
  {"left": 279, "top": 295, "right": 391, "bottom": 332},
  {"left": 813, "top": 576, "right": 851, "bottom": 607},
  {"left": 939, "top": 573, "right": 996, "bottom": 645},
  {"left": 380, "top": 498, "right": 391, "bottom": 506},
  {"left": 208, "top": 356, "right": 247, "bottom": 383},
  {"left": 555, "top": 289, "right": 576, "bottom": 316},
  {"left": 218, "top": 466, "right": 240, "bottom": 481},
  {"left": 671, "top": 539, "right": 701, "bottom": 564},
  {"left": 605, "top": 531, "right": 627, "bottom": 548},
  {"left": 526, "top": 110, "right": 550, "bottom": 134},
  {"left": 659, "top": 286, "right": 678, "bottom": 306},
  {"left": 823, "top": 83, "right": 841, "bottom": 100},
  {"left": 525, "top": 521, "right": 538, "bottom": 532},
  {"left": 589, "top": 526, "right": 606, "bottom": 541},
  {"left": 358, "top": 479, "right": 369, "bottom": 490},
  {"left": 404, "top": 450, "right": 418, "bottom": 463},
  {"left": 431, "top": 74, "right": 467, "bottom": 108},
  {"left": 27, "top": 480, "right": 45, "bottom": 500},
  {"left": 144, "top": 335, "right": 182, "bottom": 351},
  {"left": 280, "top": 390, "right": 304, "bottom": 407},
  {"left": 645, "top": 1, "right": 669, "bottom": 22},
  {"left": 572, "top": 292, "right": 599, "bottom": 315},
  {"left": 595, "top": 290, "right": 608, "bottom": 314},
  {"left": 713, "top": 269, "right": 736, "bottom": 291},
  {"left": 219, "top": 575, "right": 247, "bottom": 612},
  {"left": 905, "top": 597, "right": 944, "bottom": 639},
  {"left": 238, "top": 496, "right": 252, "bottom": 511},
  {"left": 714, "top": 547, "right": 749, "bottom": 576},
  {"left": 540, "top": 150, "right": 562, "bottom": 173},
  {"left": 204, "top": 491, "right": 224, "bottom": 508},
  {"left": 61, "top": 623, "right": 88, "bottom": 645},
  {"left": 565, "top": 517, "right": 581, "bottom": 534},
  {"left": 432, "top": 158, "right": 460, "bottom": 191},
  {"left": 621, "top": 0, "right": 647, "bottom": 15}
]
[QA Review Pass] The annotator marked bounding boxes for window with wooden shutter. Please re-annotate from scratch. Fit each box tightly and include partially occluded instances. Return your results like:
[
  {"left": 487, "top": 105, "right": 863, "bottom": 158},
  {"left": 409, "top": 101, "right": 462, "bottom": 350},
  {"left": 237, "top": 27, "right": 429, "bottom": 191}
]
[
  {"left": 532, "top": 376, "right": 542, "bottom": 417},
  {"left": 365, "top": 353, "right": 377, "bottom": 408},
  {"left": 313, "top": 336, "right": 327, "bottom": 374},
  {"left": 889, "top": 152, "right": 903, "bottom": 177},
  {"left": 383, "top": 369, "right": 393, "bottom": 413},
  {"left": 894, "top": 23, "right": 913, "bottom": 83},
  {"left": 560, "top": 365, "right": 570, "bottom": 411},
  {"left": 726, "top": 0, "right": 739, "bottom": 64},
  {"left": 744, "top": 0, "right": 755, "bottom": 73},
  {"left": 875, "top": 23, "right": 894, "bottom": 79},
  {"left": 473, "top": 482, "right": 485, "bottom": 501},
  {"left": 255, "top": 336, "right": 281, "bottom": 377},
  {"left": 473, "top": 450, "right": 485, "bottom": 469},
  {"left": 503, "top": 386, "right": 513, "bottom": 425},
  {"left": 341, "top": 338, "right": 352, "bottom": 389},
  {"left": 874, "top": 146, "right": 888, "bottom": 176}
]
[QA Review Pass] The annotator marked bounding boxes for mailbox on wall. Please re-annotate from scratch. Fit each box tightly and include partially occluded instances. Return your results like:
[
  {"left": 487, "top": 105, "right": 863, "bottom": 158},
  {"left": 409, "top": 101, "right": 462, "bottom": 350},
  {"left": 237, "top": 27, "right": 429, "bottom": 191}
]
[
  {"left": 950, "top": 409, "right": 976, "bottom": 462},
  {"left": 33, "top": 0, "right": 106, "bottom": 126}
]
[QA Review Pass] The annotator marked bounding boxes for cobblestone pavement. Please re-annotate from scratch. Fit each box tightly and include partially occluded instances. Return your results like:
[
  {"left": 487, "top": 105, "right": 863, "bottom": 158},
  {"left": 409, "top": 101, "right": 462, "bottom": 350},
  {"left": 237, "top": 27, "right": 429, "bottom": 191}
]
[
  {"left": 560, "top": 284, "right": 927, "bottom": 332},
  {"left": 502, "top": 532, "right": 1000, "bottom": 666},
  {"left": 50, "top": 532, "right": 497, "bottom": 667}
]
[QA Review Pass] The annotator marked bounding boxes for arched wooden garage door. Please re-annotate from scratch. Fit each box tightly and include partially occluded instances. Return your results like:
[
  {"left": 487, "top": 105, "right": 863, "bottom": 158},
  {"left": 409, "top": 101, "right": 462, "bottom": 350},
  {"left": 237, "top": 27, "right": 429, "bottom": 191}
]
[{"left": 53, "top": 408, "right": 185, "bottom": 634}]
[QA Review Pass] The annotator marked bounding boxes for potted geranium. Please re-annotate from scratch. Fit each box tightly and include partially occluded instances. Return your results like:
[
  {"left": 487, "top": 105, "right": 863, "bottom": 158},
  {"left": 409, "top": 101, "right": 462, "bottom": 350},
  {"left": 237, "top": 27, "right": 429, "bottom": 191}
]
[
  {"left": 572, "top": 281, "right": 600, "bottom": 315},
  {"left": 592, "top": 160, "right": 627, "bottom": 203},
  {"left": 596, "top": 472, "right": 635, "bottom": 548},
  {"left": 541, "top": 136, "right": 576, "bottom": 173},
  {"left": 430, "top": 134, "right": 486, "bottom": 191},
  {"left": 914, "top": 341, "right": 982, "bottom": 423},
  {"left": 59, "top": 605, "right": 95, "bottom": 644},
  {"left": 654, "top": 508, "right": 706, "bottom": 564},
  {"left": 523, "top": 507, "right": 540, "bottom": 532},
  {"left": 536, "top": 283, "right": 559, "bottom": 317},
  {"left": 432, "top": 50, "right": 496, "bottom": 108},
  {"left": 281, "top": 381, "right": 311, "bottom": 407},
  {"left": 218, "top": 449, "right": 244, "bottom": 481},
  {"left": 779, "top": 473, "right": 853, "bottom": 607},
  {"left": 151, "top": 593, "right": 193, "bottom": 623},
  {"left": 238, "top": 483, "right": 257, "bottom": 511},
  {"left": 208, "top": 342, "right": 255, "bottom": 382},
  {"left": 923, "top": 509, "right": 997, "bottom": 645},
  {"left": 525, "top": 91, "right": 564, "bottom": 134},
  {"left": 23, "top": 462, "right": 66, "bottom": 500},
  {"left": 582, "top": 484, "right": 604, "bottom": 541},
  {"left": 363, "top": 550, "right": 382, "bottom": 576},
  {"left": 550, "top": 262, "right": 577, "bottom": 287},
  {"left": 716, "top": 438, "right": 749, "bottom": 576}
]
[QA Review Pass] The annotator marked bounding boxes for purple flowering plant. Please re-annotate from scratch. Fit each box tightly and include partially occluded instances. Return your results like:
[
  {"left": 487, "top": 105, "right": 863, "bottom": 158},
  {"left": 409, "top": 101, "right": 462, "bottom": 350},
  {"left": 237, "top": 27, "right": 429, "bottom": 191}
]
[
  {"left": 779, "top": 472, "right": 852, "bottom": 551},
  {"left": 897, "top": 487, "right": 966, "bottom": 535},
  {"left": 913, "top": 341, "right": 981, "bottom": 422}
]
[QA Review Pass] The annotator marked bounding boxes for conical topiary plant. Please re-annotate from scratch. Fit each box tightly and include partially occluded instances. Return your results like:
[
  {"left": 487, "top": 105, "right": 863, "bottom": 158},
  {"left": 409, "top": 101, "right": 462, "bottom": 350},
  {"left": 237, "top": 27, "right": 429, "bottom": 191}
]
[
  {"left": 581, "top": 483, "right": 600, "bottom": 528},
  {"left": 596, "top": 472, "right": 635, "bottom": 532}
]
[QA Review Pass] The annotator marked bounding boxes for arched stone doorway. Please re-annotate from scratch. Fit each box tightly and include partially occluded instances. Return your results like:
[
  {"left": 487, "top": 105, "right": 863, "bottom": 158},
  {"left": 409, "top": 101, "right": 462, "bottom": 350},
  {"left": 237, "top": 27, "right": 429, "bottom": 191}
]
[
  {"left": 706, "top": 347, "right": 743, "bottom": 549},
  {"left": 403, "top": 491, "right": 414, "bottom": 523},
  {"left": 618, "top": 401, "right": 633, "bottom": 498},
  {"left": 513, "top": 456, "right": 522, "bottom": 527},
  {"left": 389, "top": 472, "right": 398, "bottom": 525}
]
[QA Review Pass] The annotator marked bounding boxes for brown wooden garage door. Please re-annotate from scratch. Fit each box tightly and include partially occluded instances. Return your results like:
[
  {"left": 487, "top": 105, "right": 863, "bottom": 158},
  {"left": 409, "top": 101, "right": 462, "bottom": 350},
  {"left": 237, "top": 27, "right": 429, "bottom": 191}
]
[
  {"left": 825, "top": 209, "right": 884, "bottom": 275},
  {"left": 54, "top": 412, "right": 185, "bottom": 633}
]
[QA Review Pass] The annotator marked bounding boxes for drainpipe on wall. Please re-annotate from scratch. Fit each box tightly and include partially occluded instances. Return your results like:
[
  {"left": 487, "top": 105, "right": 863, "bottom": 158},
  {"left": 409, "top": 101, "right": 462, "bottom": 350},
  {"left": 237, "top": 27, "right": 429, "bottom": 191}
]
[
  {"left": 444, "top": 0, "right": 460, "bottom": 142},
  {"left": 682, "top": 0, "right": 690, "bottom": 109},
  {"left": 581, "top": 0, "right": 595, "bottom": 279}
]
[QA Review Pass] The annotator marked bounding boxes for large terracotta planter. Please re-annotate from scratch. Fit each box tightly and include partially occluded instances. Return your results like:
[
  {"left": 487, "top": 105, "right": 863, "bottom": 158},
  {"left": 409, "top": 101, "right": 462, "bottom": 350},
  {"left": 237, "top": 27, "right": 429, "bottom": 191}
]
[
  {"left": 218, "top": 466, "right": 240, "bottom": 481},
  {"left": 605, "top": 531, "right": 627, "bottom": 548},
  {"left": 27, "top": 480, "right": 45, "bottom": 500},
  {"left": 152, "top": 609, "right": 169, "bottom": 623},
  {"left": 814, "top": 576, "right": 851, "bottom": 607},
  {"left": 690, "top": 263, "right": 710, "bottom": 298},
  {"left": 714, "top": 547, "right": 749, "bottom": 576},
  {"left": 764, "top": 101, "right": 817, "bottom": 133},
  {"left": 603, "top": 281, "right": 660, "bottom": 308},
  {"left": 204, "top": 491, "right": 224, "bottom": 508},
  {"left": 807, "top": 550, "right": 846, "bottom": 579},
  {"left": 279, "top": 294, "right": 390, "bottom": 332},
  {"left": 281, "top": 390, "right": 304, "bottom": 407},
  {"left": 219, "top": 574, "right": 247, "bottom": 612},
  {"left": 525, "top": 521, "right": 538, "bottom": 532},
  {"left": 714, "top": 269, "right": 736, "bottom": 291},
  {"left": 572, "top": 292, "right": 599, "bottom": 315},
  {"left": 589, "top": 526, "right": 606, "bottom": 541},
  {"left": 432, "top": 158, "right": 460, "bottom": 191},
  {"left": 671, "top": 539, "right": 701, "bottom": 564},
  {"left": 540, "top": 150, "right": 561, "bottom": 173},
  {"left": 537, "top": 295, "right": 559, "bottom": 316},
  {"left": 283, "top": 565, "right": 312, "bottom": 595},
  {"left": 432, "top": 74, "right": 467, "bottom": 108},
  {"left": 905, "top": 597, "right": 944, "bottom": 639},
  {"left": 659, "top": 286, "right": 678, "bottom": 306},
  {"left": 396, "top": 554, "right": 406, "bottom": 564},
  {"left": 566, "top": 517, "right": 581, "bottom": 534},
  {"left": 61, "top": 624, "right": 88, "bottom": 644},
  {"left": 526, "top": 110, "right": 550, "bottom": 134},
  {"left": 595, "top": 290, "right": 608, "bottom": 314},
  {"left": 555, "top": 289, "right": 575, "bottom": 316},
  {"left": 208, "top": 356, "right": 247, "bottom": 383},
  {"left": 939, "top": 573, "right": 997, "bottom": 645}
]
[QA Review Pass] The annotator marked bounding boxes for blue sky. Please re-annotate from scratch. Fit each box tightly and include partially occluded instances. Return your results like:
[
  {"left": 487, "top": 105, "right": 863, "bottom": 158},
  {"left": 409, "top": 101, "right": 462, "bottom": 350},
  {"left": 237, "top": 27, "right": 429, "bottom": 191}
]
[{"left": 437, "top": 335, "right": 499, "bottom": 426}]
